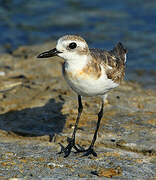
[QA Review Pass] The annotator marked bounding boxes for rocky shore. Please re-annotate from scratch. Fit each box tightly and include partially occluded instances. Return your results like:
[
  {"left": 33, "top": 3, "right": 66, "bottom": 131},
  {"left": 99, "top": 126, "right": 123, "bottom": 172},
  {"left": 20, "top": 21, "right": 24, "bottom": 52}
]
[{"left": 0, "top": 43, "right": 155, "bottom": 179}]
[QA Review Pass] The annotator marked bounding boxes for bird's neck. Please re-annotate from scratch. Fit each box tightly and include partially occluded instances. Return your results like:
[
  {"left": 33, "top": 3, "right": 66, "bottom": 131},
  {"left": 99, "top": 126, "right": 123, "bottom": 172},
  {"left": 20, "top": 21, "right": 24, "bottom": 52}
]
[{"left": 64, "top": 54, "right": 91, "bottom": 72}]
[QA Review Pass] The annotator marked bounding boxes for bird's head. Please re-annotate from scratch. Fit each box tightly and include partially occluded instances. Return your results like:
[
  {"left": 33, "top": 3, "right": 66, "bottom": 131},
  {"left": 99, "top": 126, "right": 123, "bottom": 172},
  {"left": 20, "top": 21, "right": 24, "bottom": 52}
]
[{"left": 37, "top": 35, "right": 90, "bottom": 62}]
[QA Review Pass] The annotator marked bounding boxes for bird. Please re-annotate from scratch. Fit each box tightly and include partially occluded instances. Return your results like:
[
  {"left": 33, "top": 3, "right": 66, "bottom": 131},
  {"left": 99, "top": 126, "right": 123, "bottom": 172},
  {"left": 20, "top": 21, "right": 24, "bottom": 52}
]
[{"left": 37, "top": 35, "right": 127, "bottom": 158}]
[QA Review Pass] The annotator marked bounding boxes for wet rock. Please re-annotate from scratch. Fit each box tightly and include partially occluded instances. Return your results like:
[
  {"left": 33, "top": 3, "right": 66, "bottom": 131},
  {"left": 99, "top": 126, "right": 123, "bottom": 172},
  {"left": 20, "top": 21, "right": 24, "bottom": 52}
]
[{"left": 0, "top": 43, "right": 155, "bottom": 179}]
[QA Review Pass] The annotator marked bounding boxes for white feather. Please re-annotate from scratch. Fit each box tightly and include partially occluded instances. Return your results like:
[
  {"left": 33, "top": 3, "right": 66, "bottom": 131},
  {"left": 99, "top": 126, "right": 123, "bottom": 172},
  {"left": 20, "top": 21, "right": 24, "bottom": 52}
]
[
  {"left": 124, "top": 54, "right": 127, "bottom": 62},
  {"left": 56, "top": 37, "right": 119, "bottom": 97},
  {"left": 64, "top": 63, "right": 118, "bottom": 97}
]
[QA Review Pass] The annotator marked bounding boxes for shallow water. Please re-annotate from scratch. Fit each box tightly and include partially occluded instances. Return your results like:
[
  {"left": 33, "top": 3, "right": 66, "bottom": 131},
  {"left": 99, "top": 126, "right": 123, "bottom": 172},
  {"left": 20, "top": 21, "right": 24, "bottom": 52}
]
[{"left": 0, "top": 0, "right": 156, "bottom": 86}]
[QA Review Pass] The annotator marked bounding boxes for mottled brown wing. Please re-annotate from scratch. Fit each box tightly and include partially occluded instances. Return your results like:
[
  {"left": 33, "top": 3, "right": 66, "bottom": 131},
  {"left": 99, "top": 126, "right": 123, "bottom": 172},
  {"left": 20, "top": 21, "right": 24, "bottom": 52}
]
[
  {"left": 90, "top": 48, "right": 118, "bottom": 67},
  {"left": 90, "top": 46, "right": 126, "bottom": 83}
]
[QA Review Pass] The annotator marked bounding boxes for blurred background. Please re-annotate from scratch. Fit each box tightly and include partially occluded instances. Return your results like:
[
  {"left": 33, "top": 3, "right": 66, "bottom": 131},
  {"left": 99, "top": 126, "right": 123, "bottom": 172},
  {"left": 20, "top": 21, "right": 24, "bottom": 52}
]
[{"left": 0, "top": 0, "right": 156, "bottom": 88}]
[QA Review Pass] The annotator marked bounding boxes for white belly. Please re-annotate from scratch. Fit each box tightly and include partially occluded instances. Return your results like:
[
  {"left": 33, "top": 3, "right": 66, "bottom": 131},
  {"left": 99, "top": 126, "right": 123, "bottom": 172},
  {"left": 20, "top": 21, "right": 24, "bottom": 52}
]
[{"left": 63, "top": 66, "right": 118, "bottom": 97}]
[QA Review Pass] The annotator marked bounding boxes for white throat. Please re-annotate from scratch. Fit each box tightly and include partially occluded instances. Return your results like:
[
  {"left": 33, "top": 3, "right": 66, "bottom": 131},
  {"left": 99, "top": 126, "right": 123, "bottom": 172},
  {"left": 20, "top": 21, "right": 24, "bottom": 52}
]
[{"left": 60, "top": 53, "right": 90, "bottom": 72}]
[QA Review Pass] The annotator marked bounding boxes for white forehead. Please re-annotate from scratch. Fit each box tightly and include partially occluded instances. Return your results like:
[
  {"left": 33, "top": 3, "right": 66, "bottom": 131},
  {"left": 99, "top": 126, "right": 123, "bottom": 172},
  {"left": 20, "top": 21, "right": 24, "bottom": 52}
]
[{"left": 56, "top": 38, "right": 87, "bottom": 50}]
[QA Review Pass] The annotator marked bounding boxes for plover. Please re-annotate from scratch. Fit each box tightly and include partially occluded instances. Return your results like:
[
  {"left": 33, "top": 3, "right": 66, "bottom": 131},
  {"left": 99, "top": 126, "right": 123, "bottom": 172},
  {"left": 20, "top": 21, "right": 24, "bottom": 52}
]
[{"left": 37, "top": 35, "right": 127, "bottom": 157}]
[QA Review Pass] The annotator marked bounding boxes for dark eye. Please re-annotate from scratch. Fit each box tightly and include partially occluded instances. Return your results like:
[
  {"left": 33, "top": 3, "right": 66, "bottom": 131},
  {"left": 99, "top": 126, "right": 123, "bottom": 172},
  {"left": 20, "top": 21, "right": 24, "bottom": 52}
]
[{"left": 69, "top": 42, "right": 77, "bottom": 49}]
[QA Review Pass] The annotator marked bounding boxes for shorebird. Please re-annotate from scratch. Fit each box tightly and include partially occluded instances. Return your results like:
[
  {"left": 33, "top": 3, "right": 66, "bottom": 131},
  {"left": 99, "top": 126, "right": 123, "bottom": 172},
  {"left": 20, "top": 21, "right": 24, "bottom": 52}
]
[{"left": 37, "top": 35, "right": 127, "bottom": 157}]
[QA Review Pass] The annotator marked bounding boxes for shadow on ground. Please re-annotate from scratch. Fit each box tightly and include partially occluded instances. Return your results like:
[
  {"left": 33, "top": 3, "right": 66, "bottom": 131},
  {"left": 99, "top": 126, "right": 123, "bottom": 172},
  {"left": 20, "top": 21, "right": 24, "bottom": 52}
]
[{"left": 0, "top": 98, "right": 66, "bottom": 140}]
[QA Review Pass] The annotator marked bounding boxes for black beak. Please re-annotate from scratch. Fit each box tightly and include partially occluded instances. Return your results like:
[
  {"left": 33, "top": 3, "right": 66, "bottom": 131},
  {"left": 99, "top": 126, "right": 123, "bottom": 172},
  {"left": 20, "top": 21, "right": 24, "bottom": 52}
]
[{"left": 37, "top": 48, "right": 62, "bottom": 58}]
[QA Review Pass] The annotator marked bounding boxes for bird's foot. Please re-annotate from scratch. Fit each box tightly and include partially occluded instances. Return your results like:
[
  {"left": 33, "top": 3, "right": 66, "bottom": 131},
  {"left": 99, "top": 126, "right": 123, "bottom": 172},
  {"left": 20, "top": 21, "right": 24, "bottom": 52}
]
[
  {"left": 82, "top": 146, "right": 97, "bottom": 157},
  {"left": 58, "top": 138, "right": 97, "bottom": 157},
  {"left": 74, "top": 145, "right": 97, "bottom": 157},
  {"left": 58, "top": 137, "right": 84, "bottom": 157},
  {"left": 73, "top": 144, "right": 85, "bottom": 153},
  {"left": 58, "top": 137, "right": 74, "bottom": 157}
]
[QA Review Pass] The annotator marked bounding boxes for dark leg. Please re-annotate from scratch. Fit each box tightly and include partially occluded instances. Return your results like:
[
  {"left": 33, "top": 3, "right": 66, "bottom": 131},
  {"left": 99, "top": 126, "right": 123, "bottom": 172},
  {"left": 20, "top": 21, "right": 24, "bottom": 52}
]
[
  {"left": 59, "top": 95, "right": 83, "bottom": 157},
  {"left": 71, "top": 95, "right": 83, "bottom": 141},
  {"left": 83, "top": 99, "right": 104, "bottom": 157}
]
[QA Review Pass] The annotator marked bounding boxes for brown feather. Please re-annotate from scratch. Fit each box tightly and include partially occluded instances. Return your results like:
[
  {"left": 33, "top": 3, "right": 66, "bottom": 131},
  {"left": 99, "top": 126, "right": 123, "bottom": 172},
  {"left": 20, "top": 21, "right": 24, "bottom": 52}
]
[{"left": 90, "top": 44, "right": 127, "bottom": 83}]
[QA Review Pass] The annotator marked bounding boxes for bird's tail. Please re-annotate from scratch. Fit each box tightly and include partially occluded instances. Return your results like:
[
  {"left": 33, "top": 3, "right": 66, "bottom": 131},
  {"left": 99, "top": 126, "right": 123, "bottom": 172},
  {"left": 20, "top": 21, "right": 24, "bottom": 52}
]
[{"left": 111, "top": 42, "right": 127, "bottom": 63}]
